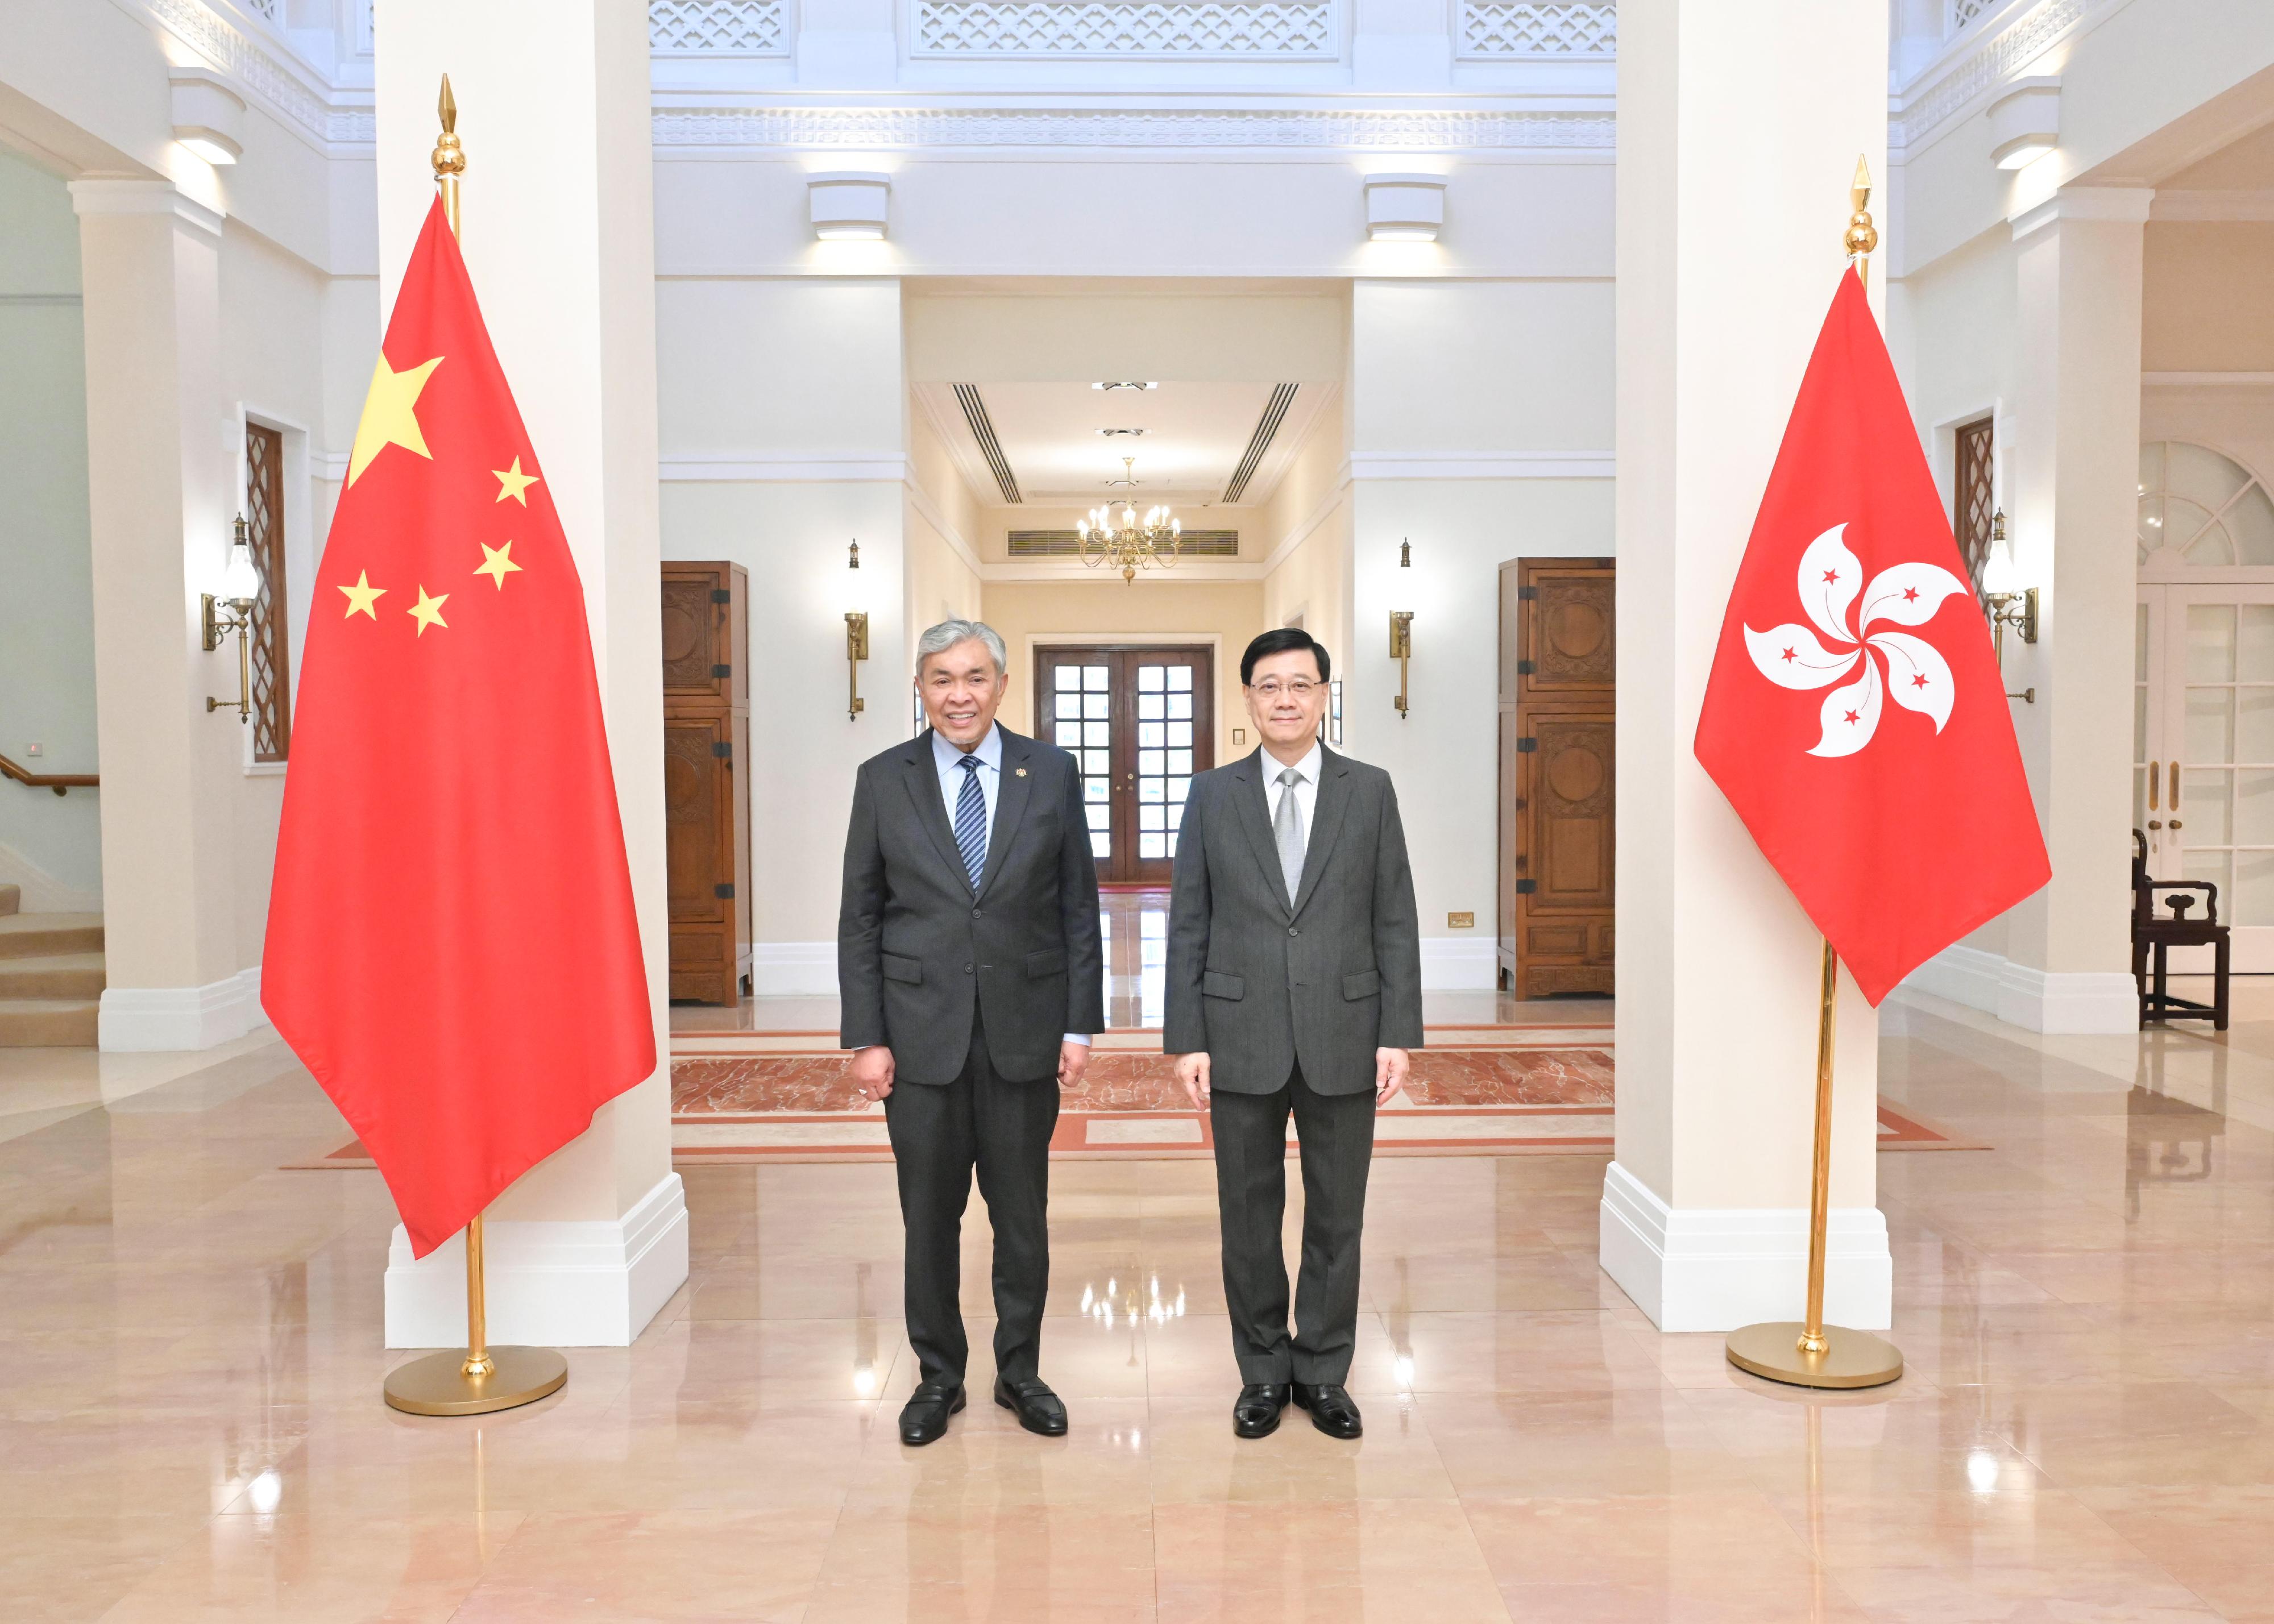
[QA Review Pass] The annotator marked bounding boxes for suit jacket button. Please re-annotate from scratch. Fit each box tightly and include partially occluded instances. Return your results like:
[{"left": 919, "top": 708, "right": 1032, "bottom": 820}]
[
  {"left": 1288, "top": 926, "right": 1299, "bottom": 937},
  {"left": 972, "top": 907, "right": 982, "bottom": 918},
  {"left": 964, "top": 963, "right": 974, "bottom": 974}
]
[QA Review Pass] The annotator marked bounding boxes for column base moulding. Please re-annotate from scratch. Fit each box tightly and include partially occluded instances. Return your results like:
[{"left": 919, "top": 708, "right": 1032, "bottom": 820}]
[
  {"left": 98, "top": 967, "right": 268, "bottom": 1052},
  {"left": 1898, "top": 944, "right": 2136, "bottom": 1034},
  {"left": 1597, "top": 1161, "right": 1893, "bottom": 1335},
  {"left": 384, "top": 1173, "right": 690, "bottom": 1349}
]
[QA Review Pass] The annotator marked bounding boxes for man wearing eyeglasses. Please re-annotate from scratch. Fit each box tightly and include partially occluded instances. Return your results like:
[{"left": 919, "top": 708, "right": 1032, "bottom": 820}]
[{"left": 1165, "top": 627, "right": 1422, "bottom": 1440}]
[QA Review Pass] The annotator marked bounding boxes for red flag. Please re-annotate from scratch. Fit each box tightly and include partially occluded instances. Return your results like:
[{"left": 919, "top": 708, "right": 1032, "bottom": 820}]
[
  {"left": 1694, "top": 271, "right": 2049, "bottom": 1006},
  {"left": 263, "top": 200, "right": 653, "bottom": 1257}
]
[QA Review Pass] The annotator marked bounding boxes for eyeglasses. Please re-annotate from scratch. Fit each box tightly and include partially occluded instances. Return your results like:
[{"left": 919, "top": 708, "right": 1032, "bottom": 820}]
[{"left": 1251, "top": 679, "right": 1319, "bottom": 700}]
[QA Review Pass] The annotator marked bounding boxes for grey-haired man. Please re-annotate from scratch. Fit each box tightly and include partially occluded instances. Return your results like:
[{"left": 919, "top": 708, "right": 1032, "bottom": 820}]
[{"left": 838, "top": 620, "right": 1105, "bottom": 1446}]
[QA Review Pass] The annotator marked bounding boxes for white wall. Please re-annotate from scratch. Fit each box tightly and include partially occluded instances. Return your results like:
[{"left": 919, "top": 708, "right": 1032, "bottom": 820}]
[
  {"left": 1337, "top": 280, "right": 1616, "bottom": 985},
  {"left": 0, "top": 148, "right": 100, "bottom": 908},
  {"left": 657, "top": 277, "right": 911, "bottom": 961}
]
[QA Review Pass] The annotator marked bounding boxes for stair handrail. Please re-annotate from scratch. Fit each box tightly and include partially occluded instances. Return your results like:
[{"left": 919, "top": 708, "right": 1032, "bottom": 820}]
[{"left": 0, "top": 752, "right": 97, "bottom": 797}]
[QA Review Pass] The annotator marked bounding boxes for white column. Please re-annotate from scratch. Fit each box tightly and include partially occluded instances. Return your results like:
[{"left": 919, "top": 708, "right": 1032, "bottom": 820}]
[
  {"left": 70, "top": 179, "right": 265, "bottom": 1052},
  {"left": 1606, "top": 0, "right": 1891, "bottom": 1333},
  {"left": 1993, "top": 189, "right": 2151, "bottom": 1034},
  {"left": 373, "top": 0, "right": 684, "bottom": 1348}
]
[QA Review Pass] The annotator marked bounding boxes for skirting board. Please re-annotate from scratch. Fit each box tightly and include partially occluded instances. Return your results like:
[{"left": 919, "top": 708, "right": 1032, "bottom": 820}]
[
  {"left": 754, "top": 938, "right": 1498, "bottom": 995},
  {"left": 1898, "top": 944, "right": 2136, "bottom": 1035},
  {"left": 385, "top": 1172, "right": 690, "bottom": 1349},
  {"left": 1597, "top": 1161, "right": 1893, "bottom": 1334},
  {"left": 99, "top": 967, "right": 270, "bottom": 1053}
]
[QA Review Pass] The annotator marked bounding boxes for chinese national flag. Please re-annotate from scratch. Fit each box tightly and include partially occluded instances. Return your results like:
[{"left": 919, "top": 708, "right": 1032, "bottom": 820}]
[
  {"left": 263, "top": 200, "right": 653, "bottom": 1257},
  {"left": 1694, "top": 271, "right": 2049, "bottom": 1006}
]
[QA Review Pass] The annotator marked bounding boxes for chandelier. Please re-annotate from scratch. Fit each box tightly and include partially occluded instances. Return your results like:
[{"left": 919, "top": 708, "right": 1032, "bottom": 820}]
[{"left": 1077, "top": 458, "right": 1181, "bottom": 584}]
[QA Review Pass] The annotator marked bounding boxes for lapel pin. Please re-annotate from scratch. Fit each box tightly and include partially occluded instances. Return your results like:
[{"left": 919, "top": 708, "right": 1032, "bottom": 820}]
[{"left": 1015, "top": 767, "right": 1028, "bottom": 777}]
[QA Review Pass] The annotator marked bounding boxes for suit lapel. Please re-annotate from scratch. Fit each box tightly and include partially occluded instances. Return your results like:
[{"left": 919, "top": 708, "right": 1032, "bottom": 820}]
[
  {"left": 903, "top": 730, "right": 974, "bottom": 897},
  {"left": 1230, "top": 749, "right": 1294, "bottom": 914},
  {"left": 975, "top": 726, "right": 1034, "bottom": 901},
  {"left": 1290, "top": 748, "right": 1352, "bottom": 919}
]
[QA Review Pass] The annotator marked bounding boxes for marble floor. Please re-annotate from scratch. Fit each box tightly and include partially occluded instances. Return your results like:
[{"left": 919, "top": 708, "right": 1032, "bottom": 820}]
[{"left": 5, "top": 982, "right": 2274, "bottom": 1619}]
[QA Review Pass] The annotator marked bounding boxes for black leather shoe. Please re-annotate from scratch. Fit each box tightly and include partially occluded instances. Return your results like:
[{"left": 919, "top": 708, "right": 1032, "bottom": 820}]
[
  {"left": 1233, "top": 1382, "right": 1292, "bottom": 1439},
  {"left": 993, "top": 1375, "right": 1069, "bottom": 1436},
  {"left": 1292, "top": 1381, "right": 1363, "bottom": 1439},
  {"left": 898, "top": 1380, "right": 965, "bottom": 1446}
]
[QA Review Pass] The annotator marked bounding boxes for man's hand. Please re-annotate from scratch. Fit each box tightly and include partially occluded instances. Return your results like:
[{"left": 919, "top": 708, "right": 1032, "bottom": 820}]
[
  {"left": 1057, "top": 1041, "right": 1090, "bottom": 1090},
  {"left": 1175, "top": 1051, "right": 1211, "bottom": 1110},
  {"left": 849, "top": 1044, "right": 895, "bottom": 1103},
  {"left": 1375, "top": 1046, "right": 1411, "bottom": 1106}
]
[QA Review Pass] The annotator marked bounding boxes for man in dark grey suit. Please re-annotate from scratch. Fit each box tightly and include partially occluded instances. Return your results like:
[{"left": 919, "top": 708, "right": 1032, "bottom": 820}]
[
  {"left": 1166, "top": 627, "right": 1422, "bottom": 1441},
  {"left": 839, "top": 619, "right": 1105, "bottom": 1446}
]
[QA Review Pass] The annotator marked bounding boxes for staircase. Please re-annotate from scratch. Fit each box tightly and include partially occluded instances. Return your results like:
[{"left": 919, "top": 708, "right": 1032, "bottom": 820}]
[{"left": 0, "top": 884, "right": 105, "bottom": 1047}]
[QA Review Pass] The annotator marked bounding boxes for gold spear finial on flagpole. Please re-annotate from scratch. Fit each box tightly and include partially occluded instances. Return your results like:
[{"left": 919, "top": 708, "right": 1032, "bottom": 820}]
[
  {"left": 1844, "top": 155, "right": 1879, "bottom": 294},
  {"left": 431, "top": 73, "right": 464, "bottom": 240}
]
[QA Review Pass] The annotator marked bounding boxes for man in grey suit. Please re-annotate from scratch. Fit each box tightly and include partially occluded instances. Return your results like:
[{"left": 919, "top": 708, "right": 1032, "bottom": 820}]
[
  {"left": 1166, "top": 628, "right": 1422, "bottom": 1440},
  {"left": 839, "top": 619, "right": 1105, "bottom": 1446}
]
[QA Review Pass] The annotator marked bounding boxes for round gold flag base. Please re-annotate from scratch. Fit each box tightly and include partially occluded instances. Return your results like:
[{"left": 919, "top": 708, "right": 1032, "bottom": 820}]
[
  {"left": 1725, "top": 1322, "right": 1903, "bottom": 1390},
  {"left": 384, "top": 1346, "right": 568, "bottom": 1417}
]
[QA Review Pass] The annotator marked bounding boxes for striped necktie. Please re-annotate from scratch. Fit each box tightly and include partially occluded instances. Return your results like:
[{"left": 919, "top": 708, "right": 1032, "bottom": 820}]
[{"left": 953, "top": 754, "right": 988, "bottom": 890}]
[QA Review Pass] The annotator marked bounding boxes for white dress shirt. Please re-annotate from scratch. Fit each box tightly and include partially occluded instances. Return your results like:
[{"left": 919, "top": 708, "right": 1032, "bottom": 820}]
[
  {"left": 1262, "top": 741, "right": 1323, "bottom": 855},
  {"left": 928, "top": 722, "right": 1089, "bottom": 1048}
]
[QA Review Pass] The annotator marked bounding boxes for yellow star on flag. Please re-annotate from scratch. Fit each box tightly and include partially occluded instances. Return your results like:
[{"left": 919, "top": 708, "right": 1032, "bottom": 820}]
[
  {"left": 338, "top": 570, "right": 386, "bottom": 620},
  {"left": 347, "top": 354, "right": 444, "bottom": 487},
  {"left": 408, "top": 586, "right": 449, "bottom": 637},
  {"left": 475, "top": 541, "right": 524, "bottom": 589},
  {"left": 492, "top": 457, "right": 541, "bottom": 505}
]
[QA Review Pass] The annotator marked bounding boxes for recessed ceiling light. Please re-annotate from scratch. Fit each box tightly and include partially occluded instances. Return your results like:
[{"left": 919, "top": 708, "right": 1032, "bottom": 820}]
[
  {"left": 1100, "top": 427, "right": 1147, "bottom": 437},
  {"left": 1093, "top": 381, "right": 1157, "bottom": 392}
]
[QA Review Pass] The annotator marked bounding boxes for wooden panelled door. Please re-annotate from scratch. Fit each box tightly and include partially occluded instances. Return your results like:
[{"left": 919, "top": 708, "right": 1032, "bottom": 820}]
[
  {"left": 661, "top": 562, "right": 752, "bottom": 1004},
  {"left": 1499, "top": 559, "right": 1615, "bottom": 998},
  {"left": 1036, "top": 646, "right": 1214, "bottom": 884}
]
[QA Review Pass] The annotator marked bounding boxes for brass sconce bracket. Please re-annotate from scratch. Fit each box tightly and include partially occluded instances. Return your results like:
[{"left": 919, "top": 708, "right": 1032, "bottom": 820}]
[
  {"left": 1389, "top": 610, "right": 1414, "bottom": 720},
  {"left": 845, "top": 611, "right": 870, "bottom": 718},
  {"left": 1982, "top": 586, "right": 2039, "bottom": 705},
  {"left": 202, "top": 593, "right": 254, "bottom": 722}
]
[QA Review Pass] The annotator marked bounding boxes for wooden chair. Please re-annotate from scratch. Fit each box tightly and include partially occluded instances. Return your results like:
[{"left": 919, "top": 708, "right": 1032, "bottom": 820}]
[{"left": 2132, "top": 829, "right": 2231, "bottom": 1031}]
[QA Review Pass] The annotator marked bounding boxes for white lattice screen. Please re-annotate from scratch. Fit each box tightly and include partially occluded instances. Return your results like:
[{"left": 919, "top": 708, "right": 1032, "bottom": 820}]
[
  {"left": 914, "top": 0, "right": 1335, "bottom": 57},
  {"left": 650, "top": 0, "right": 787, "bottom": 54},
  {"left": 1457, "top": 0, "right": 1615, "bottom": 58}
]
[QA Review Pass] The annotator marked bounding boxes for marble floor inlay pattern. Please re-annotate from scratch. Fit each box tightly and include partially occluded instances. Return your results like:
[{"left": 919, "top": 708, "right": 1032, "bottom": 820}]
[{"left": 6, "top": 983, "right": 2274, "bottom": 1618}]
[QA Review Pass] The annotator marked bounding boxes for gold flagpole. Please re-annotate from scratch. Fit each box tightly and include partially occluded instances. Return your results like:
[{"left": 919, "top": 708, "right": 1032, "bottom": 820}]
[
  {"left": 384, "top": 73, "right": 569, "bottom": 1418},
  {"left": 1724, "top": 160, "right": 1904, "bottom": 1392}
]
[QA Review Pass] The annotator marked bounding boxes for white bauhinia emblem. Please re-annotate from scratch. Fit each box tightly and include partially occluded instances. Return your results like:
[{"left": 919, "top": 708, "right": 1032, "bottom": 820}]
[{"left": 1743, "top": 524, "right": 1968, "bottom": 758}]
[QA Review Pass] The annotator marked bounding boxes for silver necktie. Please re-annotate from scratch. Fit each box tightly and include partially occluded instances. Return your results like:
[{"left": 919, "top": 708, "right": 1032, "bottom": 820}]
[{"left": 1274, "top": 766, "right": 1305, "bottom": 904}]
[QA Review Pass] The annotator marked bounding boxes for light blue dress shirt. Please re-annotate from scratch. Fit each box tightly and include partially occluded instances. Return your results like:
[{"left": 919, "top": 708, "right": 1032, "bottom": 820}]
[{"left": 931, "top": 724, "right": 1090, "bottom": 1048}]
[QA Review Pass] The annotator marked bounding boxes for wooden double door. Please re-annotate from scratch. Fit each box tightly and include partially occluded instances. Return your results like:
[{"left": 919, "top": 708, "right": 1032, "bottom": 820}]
[
  {"left": 661, "top": 562, "right": 752, "bottom": 1004},
  {"left": 1498, "top": 559, "right": 1615, "bottom": 998},
  {"left": 1038, "top": 646, "right": 1214, "bottom": 884}
]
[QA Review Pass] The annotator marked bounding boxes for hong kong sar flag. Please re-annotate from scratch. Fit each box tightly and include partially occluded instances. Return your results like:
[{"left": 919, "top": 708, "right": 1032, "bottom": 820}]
[
  {"left": 263, "top": 200, "right": 654, "bottom": 1257},
  {"left": 1694, "top": 270, "right": 2049, "bottom": 1006}
]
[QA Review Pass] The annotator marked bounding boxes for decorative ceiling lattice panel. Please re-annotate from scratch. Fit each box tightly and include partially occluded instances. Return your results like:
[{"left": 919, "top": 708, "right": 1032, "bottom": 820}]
[
  {"left": 915, "top": 0, "right": 1336, "bottom": 58},
  {"left": 1949, "top": 0, "right": 1997, "bottom": 31},
  {"left": 1458, "top": 0, "right": 1616, "bottom": 57},
  {"left": 650, "top": 0, "right": 787, "bottom": 55}
]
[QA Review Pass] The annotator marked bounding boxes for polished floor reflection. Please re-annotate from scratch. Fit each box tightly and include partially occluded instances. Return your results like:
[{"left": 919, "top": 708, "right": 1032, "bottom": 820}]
[{"left": 6, "top": 985, "right": 2274, "bottom": 1619}]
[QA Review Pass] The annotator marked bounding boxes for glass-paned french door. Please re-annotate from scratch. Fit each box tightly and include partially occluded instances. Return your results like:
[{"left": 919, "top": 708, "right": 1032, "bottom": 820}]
[
  {"left": 2138, "top": 584, "right": 2274, "bottom": 971},
  {"left": 1036, "top": 645, "right": 1214, "bottom": 884}
]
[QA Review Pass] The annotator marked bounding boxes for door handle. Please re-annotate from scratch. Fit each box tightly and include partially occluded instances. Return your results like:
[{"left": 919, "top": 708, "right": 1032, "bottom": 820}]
[{"left": 2149, "top": 820, "right": 2163, "bottom": 831}]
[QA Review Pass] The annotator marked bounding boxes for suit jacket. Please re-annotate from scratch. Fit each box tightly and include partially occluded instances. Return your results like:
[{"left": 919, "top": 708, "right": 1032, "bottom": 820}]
[
  {"left": 1164, "top": 745, "right": 1423, "bottom": 1095},
  {"left": 839, "top": 725, "right": 1105, "bottom": 1085}
]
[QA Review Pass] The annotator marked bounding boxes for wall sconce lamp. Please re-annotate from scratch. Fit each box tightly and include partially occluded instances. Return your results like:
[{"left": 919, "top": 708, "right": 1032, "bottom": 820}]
[
  {"left": 1389, "top": 610, "right": 1414, "bottom": 720},
  {"left": 809, "top": 171, "right": 890, "bottom": 241},
  {"left": 202, "top": 516, "right": 260, "bottom": 722},
  {"left": 1982, "top": 584, "right": 2039, "bottom": 705},
  {"left": 844, "top": 539, "right": 868, "bottom": 719},
  {"left": 1364, "top": 173, "right": 1446, "bottom": 243},
  {"left": 169, "top": 68, "right": 246, "bottom": 166},
  {"left": 1986, "top": 77, "right": 2061, "bottom": 171}
]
